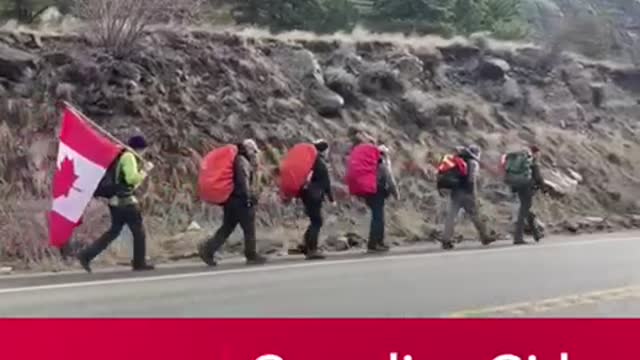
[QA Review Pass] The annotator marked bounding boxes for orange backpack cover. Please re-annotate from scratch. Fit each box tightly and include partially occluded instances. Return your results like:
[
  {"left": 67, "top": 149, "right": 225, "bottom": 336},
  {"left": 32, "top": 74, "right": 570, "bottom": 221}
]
[
  {"left": 279, "top": 143, "right": 318, "bottom": 201},
  {"left": 198, "top": 145, "right": 238, "bottom": 205}
]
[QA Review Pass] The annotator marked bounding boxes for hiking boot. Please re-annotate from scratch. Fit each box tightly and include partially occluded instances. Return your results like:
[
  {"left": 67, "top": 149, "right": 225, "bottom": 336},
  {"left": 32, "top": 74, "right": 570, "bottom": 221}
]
[
  {"left": 441, "top": 241, "right": 455, "bottom": 250},
  {"left": 481, "top": 237, "right": 497, "bottom": 246},
  {"left": 132, "top": 263, "right": 155, "bottom": 271},
  {"left": 246, "top": 255, "right": 267, "bottom": 266},
  {"left": 198, "top": 243, "right": 217, "bottom": 267},
  {"left": 305, "top": 251, "right": 326, "bottom": 260},
  {"left": 367, "top": 243, "right": 390, "bottom": 254},
  {"left": 533, "top": 231, "right": 545, "bottom": 243},
  {"left": 77, "top": 254, "right": 92, "bottom": 273}
]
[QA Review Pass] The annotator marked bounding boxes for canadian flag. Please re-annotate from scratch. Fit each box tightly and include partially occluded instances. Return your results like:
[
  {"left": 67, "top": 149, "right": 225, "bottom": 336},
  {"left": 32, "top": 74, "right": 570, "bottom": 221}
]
[{"left": 49, "top": 106, "right": 122, "bottom": 248}]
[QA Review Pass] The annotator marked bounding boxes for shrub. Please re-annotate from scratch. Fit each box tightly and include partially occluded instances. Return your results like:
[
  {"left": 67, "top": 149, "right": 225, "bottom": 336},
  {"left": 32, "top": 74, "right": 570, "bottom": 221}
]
[{"left": 72, "top": 0, "right": 203, "bottom": 57}]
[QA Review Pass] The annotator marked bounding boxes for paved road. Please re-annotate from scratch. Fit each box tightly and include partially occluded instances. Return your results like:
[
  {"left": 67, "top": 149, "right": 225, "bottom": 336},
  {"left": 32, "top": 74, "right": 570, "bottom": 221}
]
[{"left": 0, "top": 232, "right": 639, "bottom": 317}]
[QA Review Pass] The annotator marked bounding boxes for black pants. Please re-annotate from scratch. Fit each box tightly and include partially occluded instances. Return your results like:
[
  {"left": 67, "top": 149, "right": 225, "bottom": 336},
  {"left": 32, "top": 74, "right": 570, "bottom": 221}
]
[
  {"left": 80, "top": 204, "right": 147, "bottom": 267},
  {"left": 513, "top": 185, "right": 540, "bottom": 242},
  {"left": 301, "top": 189, "right": 323, "bottom": 253},
  {"left": 203, "top": 196, "right": 257, "bottom": 260},
  {"left": 365, "top": 191, "right": 386, "bottom": 248}
]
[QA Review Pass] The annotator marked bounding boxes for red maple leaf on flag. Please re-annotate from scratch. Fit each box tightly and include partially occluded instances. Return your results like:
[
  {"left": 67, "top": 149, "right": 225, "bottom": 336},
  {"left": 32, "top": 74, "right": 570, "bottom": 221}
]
[{"left": 53, "top": 157, "right": 79, "bottom": 199}]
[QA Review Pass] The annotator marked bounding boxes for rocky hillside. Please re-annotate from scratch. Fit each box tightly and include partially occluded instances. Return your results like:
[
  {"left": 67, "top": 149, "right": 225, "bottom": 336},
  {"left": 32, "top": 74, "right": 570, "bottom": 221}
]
[{"left": 2, "top": 28, "right": 640, "bottom": 268}]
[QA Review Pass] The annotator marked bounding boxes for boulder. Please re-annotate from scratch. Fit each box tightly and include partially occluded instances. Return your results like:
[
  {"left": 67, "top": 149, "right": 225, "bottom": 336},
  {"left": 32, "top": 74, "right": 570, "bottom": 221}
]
[
  {"left": 477, "top": 57, "right": 510, "bottom": 80},
  {"left": 44, "top": 52, "right": 74, "bottom": 67},
  {"left": 560, "top": 64, "right": 592, "bottom": 103},
  {"left": 269, "top": 45, "right": 323, "bottom": 84},
  {"left": 325, "top": 235, "right": 350, "bottom": 251},
  {"left": 326, "top": 47, "right": 365, "bottom": 73},
  {"left": 501, "top": 76, "right": 523, "bottom": 106},
  {"left": 359, "top": 62, "right": 404, "bottom": 95},
  {"left": 306, "top": 78, "right": 344, "bottom": 116},
  {"left": 389, "top": 51, "right": 424, "bottom": 79},
  {"left": 324, "top": 67, "right": 360, "bottom": 105},
  {"left": 0, "top": 43, "right": 38, "bottom": 81},
  {"left": 411, "top": 45, "right": 443, "bottom": 75}
]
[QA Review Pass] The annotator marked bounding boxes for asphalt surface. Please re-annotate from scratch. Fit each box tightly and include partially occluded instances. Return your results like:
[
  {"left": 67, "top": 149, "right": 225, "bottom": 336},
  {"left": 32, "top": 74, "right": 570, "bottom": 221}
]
[{"left": 0, "top": 231, "right": 639, "bottom": 317}]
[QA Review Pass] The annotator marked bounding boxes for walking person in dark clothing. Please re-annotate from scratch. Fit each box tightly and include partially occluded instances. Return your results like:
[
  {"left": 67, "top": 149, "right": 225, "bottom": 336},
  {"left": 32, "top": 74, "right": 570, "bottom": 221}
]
[
  {"left": 440, "top": 145, "right": 495, "bottom": 250},
  {"left": 503, "top": 145, "right": 545, "bottom": 245},
  {"left": 366, "top": 145, "right": 399, "bottom": 253},
  {"left": 300, "top": 139, "right": 334, "bottom": 260},
  {"left": 198, "top": 139, "right": 267, "bottom": 266},
  {"left": 77, "top": 135, "right": 154, "bottom": 272}
]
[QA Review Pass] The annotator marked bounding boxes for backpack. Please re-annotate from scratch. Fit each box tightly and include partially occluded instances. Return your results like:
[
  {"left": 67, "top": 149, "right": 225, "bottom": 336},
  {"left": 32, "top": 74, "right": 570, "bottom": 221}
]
[
  {"left": 93, "top": 150, "right": 126, "bottom": 199},
  {"left": 279, "top": 143, "right": 318, "bottom": 202},
  {"left": 502, "top": 151, "right": 532, "bottom": 186},
  {"left": 198, "top": 145, "right": 238, "bottom": 205},
  {"left": 346, "top": 143, "right": 381, "bottom": 197},
  {"left": 436, "top": 154, "right": 469, "bottom": 190}
]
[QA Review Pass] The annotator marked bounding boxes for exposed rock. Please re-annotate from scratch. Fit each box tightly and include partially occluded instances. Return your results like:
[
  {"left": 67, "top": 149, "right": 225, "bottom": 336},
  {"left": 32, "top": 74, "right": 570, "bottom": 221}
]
[
  {"left": 43, "top": 52, "right": 73, "bottom": 67},
  {"left": 567, "top": 169, "right": 583, "bottom": 183},
  {"left": 560, "top": 63, "right": 592, "bottom": 103},
  {"left": 326, "top": 47, "right": 365, "bottom": 74},
  {"left": 410, "top": 45, "right": 443, "bottom": 75},
  {"left": 477, "top": 57, "right": 510, "bottom": 80},
  {"left": 389, "top": 51, "right": 423, "bottom": 79},
  {"left": 0, "top": 43, "right": 39, "bottom": 81},
  {"left": 186, "top": 221, "right": 202, "bottom": 232},
  {"left": 54, "top": 83, "right": 75, "bottom": 101},
  {"left": 306, "top": 78, "right": 344, "bottom": 116},
  {"left": 359, "top": 62, "right": 404, "bottom": 95},
  {"left": 270, "top": 45, "right": 323, "bottom": 84},
  {"left": 324, "top": 67, "right": 360, "bottom": 105},
  {"left": 324, "top": 235, "right": 350, "bottom": 251},
  {"left": 611, "top": 67, "right": 640, "bottom": 93},
  {"left": 501, "top": 77, "right": 523, "bottom": 106},
  {"left": 591, "top": 83, "right": 604, "bottom": 108},
  {"left": 438, "top": 43, "right": 480, "bottom": 62}
]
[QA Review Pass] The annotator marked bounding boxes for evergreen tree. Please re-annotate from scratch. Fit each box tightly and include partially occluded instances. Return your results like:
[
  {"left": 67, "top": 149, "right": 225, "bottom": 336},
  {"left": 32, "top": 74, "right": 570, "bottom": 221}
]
[
  {"left": 232, "top": 0, "right": 356, "bottom": 34},
  {"left": 369, "top": 0, "right": 454, "bottom": 34}
]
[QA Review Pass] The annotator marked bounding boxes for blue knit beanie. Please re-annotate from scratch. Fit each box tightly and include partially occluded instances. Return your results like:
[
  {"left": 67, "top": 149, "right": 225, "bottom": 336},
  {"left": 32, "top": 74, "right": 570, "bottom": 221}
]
[{"left": 127, "top": 135, "right": 148, "bottom": 150}]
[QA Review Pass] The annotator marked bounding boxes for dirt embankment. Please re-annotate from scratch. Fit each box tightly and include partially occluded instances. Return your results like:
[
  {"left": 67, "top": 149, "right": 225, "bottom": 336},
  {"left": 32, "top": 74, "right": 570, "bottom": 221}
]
[{"left": 2, "top": 28, "right": 640, "bottom": 269}]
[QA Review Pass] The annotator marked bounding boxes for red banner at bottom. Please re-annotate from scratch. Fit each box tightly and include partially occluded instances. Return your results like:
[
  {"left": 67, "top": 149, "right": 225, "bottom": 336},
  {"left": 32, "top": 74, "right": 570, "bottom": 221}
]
[{"left": 1, "top": 320, "right": 634, "bottom": 359}]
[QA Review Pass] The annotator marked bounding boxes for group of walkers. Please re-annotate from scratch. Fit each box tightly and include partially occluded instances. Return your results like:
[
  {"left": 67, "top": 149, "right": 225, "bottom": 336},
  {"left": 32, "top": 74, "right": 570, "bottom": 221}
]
[{"left": 75, "top": 132, "right": 546, "bottom": 273}]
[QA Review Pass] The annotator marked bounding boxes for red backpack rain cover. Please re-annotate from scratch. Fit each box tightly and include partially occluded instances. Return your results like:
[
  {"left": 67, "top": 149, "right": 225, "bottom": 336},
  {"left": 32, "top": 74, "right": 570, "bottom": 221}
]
[
  {"left": 346, "top": 143, "right": 381, "bottom": 197},
  {"left": 279, "top": 143, "right": 318, "bottom": 201},
  {"left": 198, "top": 144, "right": 238, "bottom": 205}
]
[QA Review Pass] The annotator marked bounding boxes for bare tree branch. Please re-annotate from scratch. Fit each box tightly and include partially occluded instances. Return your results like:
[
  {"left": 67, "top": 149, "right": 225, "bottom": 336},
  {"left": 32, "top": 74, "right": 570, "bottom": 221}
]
[{"left": 72, "top": 0, "right": 204, "bottom": 57}]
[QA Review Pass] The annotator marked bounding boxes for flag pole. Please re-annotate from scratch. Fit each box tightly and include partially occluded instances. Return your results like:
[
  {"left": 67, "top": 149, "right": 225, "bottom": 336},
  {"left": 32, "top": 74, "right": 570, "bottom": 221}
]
[{"left": 60, "top": 101, "right": 145, "bottom": 161}]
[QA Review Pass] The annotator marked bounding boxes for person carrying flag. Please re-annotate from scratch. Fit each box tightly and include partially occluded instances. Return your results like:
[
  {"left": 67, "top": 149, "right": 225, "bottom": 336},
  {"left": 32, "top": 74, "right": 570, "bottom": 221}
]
[{"left": 77, "top": 135, "right": 154, "bottom": 272}]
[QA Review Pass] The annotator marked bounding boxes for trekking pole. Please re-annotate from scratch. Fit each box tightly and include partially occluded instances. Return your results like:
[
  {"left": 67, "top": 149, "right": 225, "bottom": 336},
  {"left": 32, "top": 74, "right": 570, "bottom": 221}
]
[{"left": 61, "top": 101, "right": 146, "bottom": 162}]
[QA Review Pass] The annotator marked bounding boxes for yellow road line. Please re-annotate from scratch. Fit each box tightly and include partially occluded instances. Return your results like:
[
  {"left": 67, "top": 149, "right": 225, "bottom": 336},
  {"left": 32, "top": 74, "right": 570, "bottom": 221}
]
[{"left": 448, "top": 285, "right": 640, "bottom": 318}]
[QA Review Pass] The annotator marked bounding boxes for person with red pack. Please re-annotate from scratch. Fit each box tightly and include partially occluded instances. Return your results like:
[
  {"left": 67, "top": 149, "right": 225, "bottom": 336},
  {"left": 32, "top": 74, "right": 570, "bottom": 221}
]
[
  {"left": 367, "top": 145, "right": 399, "bottom": 253},
  {"left": 346, "top": 143, "right": 399, "bottom": 253},
  {"left": 437, "top": 144, "right": 495, "bottom": 250},
  {"left": 197, "top": 139, "right": 267, "bottom": 266},
  {"left": 299, "top": 140, "right": 334, "bottom": 260}
]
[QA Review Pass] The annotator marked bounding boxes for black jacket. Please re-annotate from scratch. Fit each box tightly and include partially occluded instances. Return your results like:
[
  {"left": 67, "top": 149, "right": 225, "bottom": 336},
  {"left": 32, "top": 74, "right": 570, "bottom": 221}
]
[
  {"left": 231, "top": 148, "right": 254, "bottom": 200},
  {"left": 306, "top": 157, "right": 334, "bottom": 202}
]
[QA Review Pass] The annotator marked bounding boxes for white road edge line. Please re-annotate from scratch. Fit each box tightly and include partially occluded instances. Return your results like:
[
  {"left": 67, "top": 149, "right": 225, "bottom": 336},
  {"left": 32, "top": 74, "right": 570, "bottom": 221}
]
[{"left": 0, "top": 235, "right": 637, "bottom": 295}]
